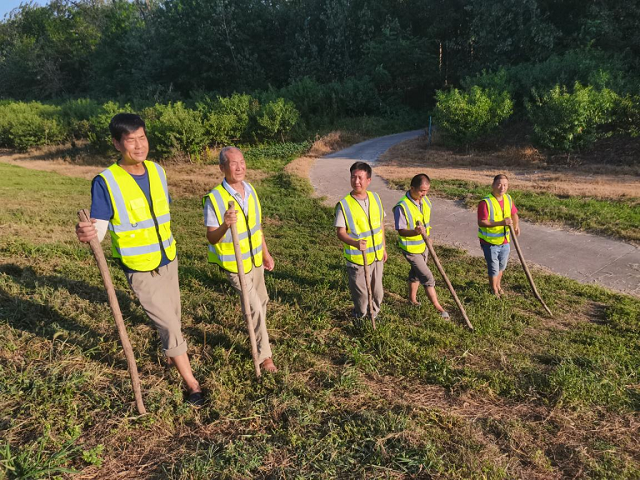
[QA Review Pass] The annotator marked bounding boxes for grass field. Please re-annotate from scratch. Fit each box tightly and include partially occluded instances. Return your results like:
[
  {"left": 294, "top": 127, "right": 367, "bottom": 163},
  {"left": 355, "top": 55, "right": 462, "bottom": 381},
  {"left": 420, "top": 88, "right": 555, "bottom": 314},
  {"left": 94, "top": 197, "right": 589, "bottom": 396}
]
[{"left": 1, "top": 154, "right": 639, "bottom": 479}]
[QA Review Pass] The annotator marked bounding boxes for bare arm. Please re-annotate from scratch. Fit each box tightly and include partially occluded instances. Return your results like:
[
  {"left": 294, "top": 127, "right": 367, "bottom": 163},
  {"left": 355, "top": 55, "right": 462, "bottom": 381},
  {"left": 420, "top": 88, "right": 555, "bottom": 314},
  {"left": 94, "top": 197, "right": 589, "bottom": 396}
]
[
  {"left": 512, "top": 212, "right": 520, "bottom": 236},
  {"left": 336, "top": 227, "right": 366, "bottom": 251},
  {"left": 206, "top": 206, "right": 236, "bottom": 245},
  {"left": 76, "top": 218, "right": 109, "bottom": 243},
  {"left": 397, "top": 225, "right": 426, "bottom": 237},
  {"left": 262, "top": 235, "right": 274, "bottom": 271}
]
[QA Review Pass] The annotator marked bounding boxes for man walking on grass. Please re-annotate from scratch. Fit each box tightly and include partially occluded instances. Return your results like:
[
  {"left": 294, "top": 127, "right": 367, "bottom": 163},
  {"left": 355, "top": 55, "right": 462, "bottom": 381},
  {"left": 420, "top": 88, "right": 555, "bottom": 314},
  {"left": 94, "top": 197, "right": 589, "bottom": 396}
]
[
  {"left": 335, "top": 161, "right": 387, "bottom": 321},
  {"left": 75, "top": 113, "right": 203, "bottom": 406},
  {"left": 393, "top": 174, "right": 449, "bottom": 318},
  {"left": 203, "top": 146, "right": 278, "bottom": 373}
]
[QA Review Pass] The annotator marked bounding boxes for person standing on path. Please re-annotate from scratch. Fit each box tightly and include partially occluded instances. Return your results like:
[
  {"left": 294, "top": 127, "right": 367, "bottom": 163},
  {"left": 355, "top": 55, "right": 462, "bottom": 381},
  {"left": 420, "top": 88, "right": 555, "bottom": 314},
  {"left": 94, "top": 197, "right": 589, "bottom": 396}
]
[
  {"left": 478, "top": 174, "right": 520, "bottom": 297},
  {"left": 204, "top": 147, "right": 278, "bottom": 373},
  {"left": 75, "top": 113, "right": 203, "bottom": 406},
  {"left": 393, "top": 174, "right": 449, "bottom": 319},
  {"left": 335, "top": 161, "right": 387, "bottom": 321}
]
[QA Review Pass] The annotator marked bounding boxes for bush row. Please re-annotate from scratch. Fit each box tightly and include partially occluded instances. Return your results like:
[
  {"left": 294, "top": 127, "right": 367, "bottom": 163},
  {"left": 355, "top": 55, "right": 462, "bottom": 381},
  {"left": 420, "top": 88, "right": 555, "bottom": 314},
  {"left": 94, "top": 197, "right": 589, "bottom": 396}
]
[
  {"left": 434, "top": 83, "right": 640, "bottom": 151},
  {"left": 0, "top": 94, "right": 299, "bottom": 157}
]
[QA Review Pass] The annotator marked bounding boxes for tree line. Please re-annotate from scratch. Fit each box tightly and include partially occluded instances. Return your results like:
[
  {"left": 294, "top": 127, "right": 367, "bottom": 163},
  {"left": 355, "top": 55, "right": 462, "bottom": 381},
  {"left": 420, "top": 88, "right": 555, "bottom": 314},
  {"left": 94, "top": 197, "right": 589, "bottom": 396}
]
[
  {"left": 2, "top": 0, "right": 639, "bottom": 104},
  {"left": 1, "top": 0, "right": 639, "bottom": 153}
]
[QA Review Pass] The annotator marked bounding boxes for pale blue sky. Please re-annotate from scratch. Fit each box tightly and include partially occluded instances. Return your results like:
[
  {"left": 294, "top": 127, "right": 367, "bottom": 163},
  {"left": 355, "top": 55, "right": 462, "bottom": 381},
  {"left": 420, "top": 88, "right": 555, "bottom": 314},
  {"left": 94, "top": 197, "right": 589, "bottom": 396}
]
[{"left": 1, "top": 1, "right": 46, "bottom": 20}]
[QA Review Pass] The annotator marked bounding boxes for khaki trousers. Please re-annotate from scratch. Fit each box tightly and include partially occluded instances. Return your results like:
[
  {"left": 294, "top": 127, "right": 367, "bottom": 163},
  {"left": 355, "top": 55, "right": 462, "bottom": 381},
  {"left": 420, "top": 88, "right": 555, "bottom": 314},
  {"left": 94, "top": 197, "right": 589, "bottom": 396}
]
[
  {"left": 226, "top": 265, "right": 272, "bottom": 363},
  {"left": 125, "top": 259, "right": 187, "bottom": 357},
  {"left": 346, "top": 260, "right": 384, "bottom": 318}
]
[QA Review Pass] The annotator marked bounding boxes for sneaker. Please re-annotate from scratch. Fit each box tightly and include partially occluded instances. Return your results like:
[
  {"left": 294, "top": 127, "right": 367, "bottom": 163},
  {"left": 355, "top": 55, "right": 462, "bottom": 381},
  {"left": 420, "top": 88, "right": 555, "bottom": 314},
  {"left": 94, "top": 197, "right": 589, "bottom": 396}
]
[{"left": 439, "top": 311, "right": 450, "bottom": 319}]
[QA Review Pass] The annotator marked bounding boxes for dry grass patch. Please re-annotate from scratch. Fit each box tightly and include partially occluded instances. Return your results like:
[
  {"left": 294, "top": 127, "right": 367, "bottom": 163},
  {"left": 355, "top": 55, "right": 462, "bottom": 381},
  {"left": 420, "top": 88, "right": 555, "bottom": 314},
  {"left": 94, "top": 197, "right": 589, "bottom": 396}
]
[
  {"left": 284, "top": 156, "right": 316, "bottom": 179},
  {"left": 307, "top": 131, "right": 368, "bottom": 157},
  {"left": 377, "top": 136, "right": 640, "bottom": 200}
]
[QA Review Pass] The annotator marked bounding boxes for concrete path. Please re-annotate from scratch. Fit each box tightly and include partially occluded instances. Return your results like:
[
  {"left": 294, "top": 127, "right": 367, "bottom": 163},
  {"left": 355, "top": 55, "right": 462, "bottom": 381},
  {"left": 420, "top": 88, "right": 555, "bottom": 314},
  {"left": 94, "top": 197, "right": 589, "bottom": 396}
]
[{"left": 310, "top": 131, "right": 640, "bottom": 297}]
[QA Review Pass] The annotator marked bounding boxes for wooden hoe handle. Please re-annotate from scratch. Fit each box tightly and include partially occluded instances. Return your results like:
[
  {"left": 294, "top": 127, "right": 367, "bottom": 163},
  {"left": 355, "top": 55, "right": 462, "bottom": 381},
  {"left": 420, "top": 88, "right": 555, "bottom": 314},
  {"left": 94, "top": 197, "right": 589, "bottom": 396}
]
[
  {"left": 78, "top": 209, "right": 146, "bottom": 414},
  {"left": 508, "top": 227, "right": 553, "bottom": 316},
  {"left": 228, "top": 201, "right": 262, "bottom": 378},
  {"left": 417, "top": 221, "right": 474, "bottom": 331}
]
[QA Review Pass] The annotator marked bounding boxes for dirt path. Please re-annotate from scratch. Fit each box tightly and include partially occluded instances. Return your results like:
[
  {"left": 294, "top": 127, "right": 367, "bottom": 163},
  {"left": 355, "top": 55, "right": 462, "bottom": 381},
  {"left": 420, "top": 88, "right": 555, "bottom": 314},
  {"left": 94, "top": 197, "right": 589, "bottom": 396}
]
[{"left": 310, "top": 131, "right": 640, "bottom": 297}]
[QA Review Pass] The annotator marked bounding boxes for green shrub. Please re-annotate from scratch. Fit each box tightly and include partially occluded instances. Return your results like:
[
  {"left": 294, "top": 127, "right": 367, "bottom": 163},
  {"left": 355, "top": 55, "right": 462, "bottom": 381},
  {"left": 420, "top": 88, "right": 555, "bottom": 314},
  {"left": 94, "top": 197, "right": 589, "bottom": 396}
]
[
  {"left": 611, "top": 94, "right": 640, "bottom": 137},
  {"left": 256, "top": 98, "right": 299, "bottom": 141},
  {"left": 86, "top": 101, "right": 126, "bottom": 153},
  {"left": 326, "top": 77, "right": 381, "bottom": 117},
  {"left": 199, "top": 93, "right": 259, "bottom": 144},
  {"left": 278, "top": 77, "right": 330, "bottom": 120},
  {"left": 464, "top": 50, "right": 633, "bottom": 109},
  {"left": 145, "top": 102, "right": 207, "bottom": 160},
  {"left": 434, "top": 86, "right": 513, "bottom": 147},
  {"left": 526, "top": 83, "right": 618, "bottom": 151},
  {"left": 461, "top": 69, "right": 515, "bottom": 98},
  {"left": 278, "top": 77, "right": 380, "bottom": 123},
  {"left": 0, "top": 102, "right": 66, "bottom": 150},
  {"left": 59, "top": 99, "right": 104, "bottom": 140}
]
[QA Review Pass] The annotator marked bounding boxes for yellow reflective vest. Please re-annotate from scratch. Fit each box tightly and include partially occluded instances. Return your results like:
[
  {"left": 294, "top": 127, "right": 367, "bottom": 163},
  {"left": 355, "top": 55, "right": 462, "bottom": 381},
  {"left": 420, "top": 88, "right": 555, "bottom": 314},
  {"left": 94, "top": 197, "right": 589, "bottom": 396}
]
[
  {"left": 478, "top": 194, "right": 513, "bottom": 245},
  {"left": 337, "top": 191, "right": 385, "bottom": 266},
  {"left": 395, "top": 193, "right": 432, "bottom": 254},
  {"left": 99, "top": 160, "right": 176, "bottom": 272},
  {"left": 204, "top": 182, "right": 263, "bottom": 274}
]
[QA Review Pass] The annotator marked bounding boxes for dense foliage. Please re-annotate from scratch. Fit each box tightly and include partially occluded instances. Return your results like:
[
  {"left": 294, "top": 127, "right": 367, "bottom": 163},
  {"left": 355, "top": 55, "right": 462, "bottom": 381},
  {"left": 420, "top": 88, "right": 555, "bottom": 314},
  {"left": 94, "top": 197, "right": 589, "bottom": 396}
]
[
  {"left": 1, "top": 0, "right": 639, "bottom": 104},
  {"left": 1, "top": 0, "right": 639, "bottom": 152},
  {"left": 434, "top": 86, "right": 513, "bottom": 146}
]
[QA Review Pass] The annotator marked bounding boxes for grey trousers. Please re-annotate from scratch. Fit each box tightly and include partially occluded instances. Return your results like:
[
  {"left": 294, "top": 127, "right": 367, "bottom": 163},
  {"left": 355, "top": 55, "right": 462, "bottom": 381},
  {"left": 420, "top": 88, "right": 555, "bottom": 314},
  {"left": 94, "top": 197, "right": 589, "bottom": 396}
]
[
  {"left": 346, "top": 260, "right": 384, "bottom": 318},
  {"left": 126, "top": 259, "right": 187, "bottom": 357},
  {"left": 226, "top": 265, "right": 273, "bottom": 363}
]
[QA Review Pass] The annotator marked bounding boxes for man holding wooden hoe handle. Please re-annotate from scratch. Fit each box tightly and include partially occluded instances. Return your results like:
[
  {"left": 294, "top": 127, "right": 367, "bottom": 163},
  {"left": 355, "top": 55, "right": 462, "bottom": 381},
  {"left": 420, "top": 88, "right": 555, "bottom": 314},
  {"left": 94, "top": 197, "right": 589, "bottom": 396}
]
[
  {"left": 335, "top": 162, "right": 387, "bottom": 325},
  {"left": 75, "top": 113, "right": 203, "bottom": 408},
  {"left": 393, "top": 174, "right": 450, "bottom": 319},
  {"left": 204, "top": 147, "right": 278, "bottom": 374},
  {"left": 477, "top": 174, "right": 520, "bottom": 297}
]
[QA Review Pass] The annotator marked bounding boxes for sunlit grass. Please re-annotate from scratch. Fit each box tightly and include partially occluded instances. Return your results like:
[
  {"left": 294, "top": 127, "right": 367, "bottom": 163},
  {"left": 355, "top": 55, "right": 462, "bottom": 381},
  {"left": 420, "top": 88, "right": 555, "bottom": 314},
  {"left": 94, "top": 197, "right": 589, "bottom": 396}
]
[{"left": 0, "top": 157, "right": 639, "bottom": 478}]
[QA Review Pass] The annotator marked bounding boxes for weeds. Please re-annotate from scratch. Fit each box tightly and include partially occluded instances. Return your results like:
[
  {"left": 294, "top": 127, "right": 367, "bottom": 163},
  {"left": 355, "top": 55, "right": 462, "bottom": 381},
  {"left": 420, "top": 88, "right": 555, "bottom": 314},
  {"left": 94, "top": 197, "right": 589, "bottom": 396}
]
[{"left": 0, "top": 156, "right": 639, "bottom": 478}]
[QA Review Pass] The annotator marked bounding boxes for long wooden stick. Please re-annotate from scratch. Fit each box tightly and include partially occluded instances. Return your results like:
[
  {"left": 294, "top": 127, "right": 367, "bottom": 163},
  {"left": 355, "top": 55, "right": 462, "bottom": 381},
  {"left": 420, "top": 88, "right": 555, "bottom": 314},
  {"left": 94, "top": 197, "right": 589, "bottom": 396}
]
[
  {"left": 361, "top": 251, "right": 376, "bottom": 330},
  {"left": 228, "top": 201, "right": 262, "bottom": 378},
  {"left": 508, "top": 226, "right": 553, "bottom": 316},
  {"left": 77, "top": 209, "right": 146, "bottom": 414},
  {"left": 417, "top": 221, "right": 474, "bottom": 331}
]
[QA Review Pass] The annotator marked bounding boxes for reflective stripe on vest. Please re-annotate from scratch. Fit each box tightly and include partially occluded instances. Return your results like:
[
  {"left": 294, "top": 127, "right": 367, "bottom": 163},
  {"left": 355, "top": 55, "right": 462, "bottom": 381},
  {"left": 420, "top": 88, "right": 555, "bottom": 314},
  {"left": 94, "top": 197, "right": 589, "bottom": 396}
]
[
  {"left": 204, "top": 183, "right": 263, "bottom": 273},
  {"left": 100, "top": 160, "right": 176, "bottom": 271},
  {"left": 338, "top": 191, "right": 384, "bottom": 266},
  {"left": 395, "top": 194, "right": 432, "bottom": 254},
  {"left": 478, "top": 194, "right": 513, "bottom": 245}
]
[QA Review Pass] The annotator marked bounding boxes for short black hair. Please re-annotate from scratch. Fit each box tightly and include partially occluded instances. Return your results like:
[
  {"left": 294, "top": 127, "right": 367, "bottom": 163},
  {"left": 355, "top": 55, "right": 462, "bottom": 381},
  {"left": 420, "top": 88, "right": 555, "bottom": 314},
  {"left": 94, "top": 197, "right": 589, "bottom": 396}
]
[
  {"left": 109, "top": 113, "right": 146, "bottom": 141},
  {"left": 492, "top": 174, "right": 508, "bottom": 185},
  {"left": 410, "top": 173, "right": 431, "bottom": 189},
  {"left": 349, "top": 161, "right": 371, "bottom": 178}
]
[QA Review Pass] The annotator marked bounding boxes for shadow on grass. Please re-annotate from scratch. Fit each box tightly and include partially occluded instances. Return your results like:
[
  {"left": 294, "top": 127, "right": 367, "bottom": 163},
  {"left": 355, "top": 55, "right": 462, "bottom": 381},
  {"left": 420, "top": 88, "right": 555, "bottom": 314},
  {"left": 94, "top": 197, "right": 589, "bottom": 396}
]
[{"left": 0, "top": 263, "right": 159, "bottom": 366}]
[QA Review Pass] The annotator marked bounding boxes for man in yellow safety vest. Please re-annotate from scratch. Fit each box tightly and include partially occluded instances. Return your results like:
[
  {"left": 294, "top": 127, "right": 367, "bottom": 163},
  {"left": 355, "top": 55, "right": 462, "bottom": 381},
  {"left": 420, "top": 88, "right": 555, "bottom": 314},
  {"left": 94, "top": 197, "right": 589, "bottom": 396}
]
[
  {"left": 204, "top": 147, "right": 277, "bottom": 373},
  {"left": 75, "top": 113, "right": 203, "bottom": 406},
  {"left": 335, "top": 161, "right": 387, "bottom": 321},
  {"left": 393, "top": 174, "right": 449, "bottom": 318},
  {"left": 477, "top": 174, "right": 520, "bottom": 296}
]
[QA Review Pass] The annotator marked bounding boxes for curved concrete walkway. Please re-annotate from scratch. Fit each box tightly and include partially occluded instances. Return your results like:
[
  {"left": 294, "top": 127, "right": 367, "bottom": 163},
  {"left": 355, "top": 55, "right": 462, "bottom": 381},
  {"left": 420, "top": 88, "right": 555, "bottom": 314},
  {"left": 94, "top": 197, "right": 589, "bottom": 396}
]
[{"left": 310, "top": 130, "right": 640, "bottom": 297}]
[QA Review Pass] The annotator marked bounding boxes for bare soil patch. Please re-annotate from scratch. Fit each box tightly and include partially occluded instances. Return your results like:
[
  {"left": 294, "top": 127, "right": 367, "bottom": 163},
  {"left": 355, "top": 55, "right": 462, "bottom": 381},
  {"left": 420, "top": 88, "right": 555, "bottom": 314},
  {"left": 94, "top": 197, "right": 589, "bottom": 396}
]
[{"left": 378, "top": 136, "right": 640, "bottom": 200}]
